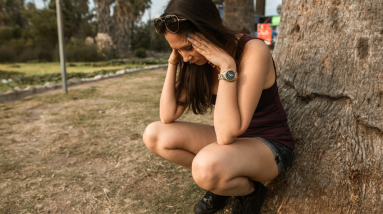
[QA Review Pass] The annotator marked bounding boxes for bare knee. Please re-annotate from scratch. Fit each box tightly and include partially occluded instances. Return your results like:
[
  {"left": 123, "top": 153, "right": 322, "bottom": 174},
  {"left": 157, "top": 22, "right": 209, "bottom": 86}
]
[
  {"left": 143, "top": 121, "right": 162, "bottom": 153},
  {"left": 192, "top": 149, "right": 225, "bottom": 191}
]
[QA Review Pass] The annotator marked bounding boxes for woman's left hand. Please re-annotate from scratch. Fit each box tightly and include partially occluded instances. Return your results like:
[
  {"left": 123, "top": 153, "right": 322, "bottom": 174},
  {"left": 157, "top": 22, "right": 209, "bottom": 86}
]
[{"left": 187, "top": 32, "right": 235, "bottom": 69}]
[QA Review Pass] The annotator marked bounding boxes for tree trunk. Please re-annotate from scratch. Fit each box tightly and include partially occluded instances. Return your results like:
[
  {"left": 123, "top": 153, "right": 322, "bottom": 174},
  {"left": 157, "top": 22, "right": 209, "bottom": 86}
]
[
  {"left": 265, "top": 0, "right": 383, "bottom": 213},
  {"left": 254, "top": 0, "right": 265, "bottom": 16},
  {"left": 224, "top": 0, "right": 255, "bottom": 34},
  {"left": 94, "top": 0, "right": 113, "bottom": 35},
  {"left": 113, "top": 1, "right": 132, "bottom": 57}
]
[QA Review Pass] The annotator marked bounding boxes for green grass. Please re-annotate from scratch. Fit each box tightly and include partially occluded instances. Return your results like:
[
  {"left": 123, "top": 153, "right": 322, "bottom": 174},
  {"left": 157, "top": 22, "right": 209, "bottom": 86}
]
[
  {"left": 0, "top": 60, "right": 168, "bottom": 92},
  {"left": 0, "top": 62, "right": 129, "bottom": 76},
  {"left": 0, "top": 60, "right": 167, "bottom": 76}
]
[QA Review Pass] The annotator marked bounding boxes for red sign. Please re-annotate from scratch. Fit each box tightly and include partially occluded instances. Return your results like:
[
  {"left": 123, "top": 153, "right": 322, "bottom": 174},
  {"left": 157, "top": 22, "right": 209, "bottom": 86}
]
[{"left": 257, "top": 23, "right": 272, "bottom": 45}]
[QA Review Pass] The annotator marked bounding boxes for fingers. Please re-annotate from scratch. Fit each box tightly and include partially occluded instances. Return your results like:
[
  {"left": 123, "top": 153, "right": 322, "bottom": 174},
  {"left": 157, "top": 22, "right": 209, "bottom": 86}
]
[
  {"left": 194, "top": 32, "right": 208, "bottom": 43},
  {"left": 187, "top": 33, "right": 210, "bottom": 50},
  {"left": 191, "top": 42, "right": 206, "bottom": 55}
]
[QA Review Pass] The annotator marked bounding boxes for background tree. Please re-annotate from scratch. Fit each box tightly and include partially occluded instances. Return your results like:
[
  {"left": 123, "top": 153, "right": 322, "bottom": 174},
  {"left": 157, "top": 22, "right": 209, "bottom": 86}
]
[
  {"left": 112, "top": 0, "right": 151, "bottom": 57},
  {"left": 133, "top": 19, "right": 170, "bottom": 53},
  {"left": 254, "top": 0, "right": 265, "bottom": 16},
  {"left": 224, "top": 0, "right": 255, "bottom": 34},
  {"left": 113, "top": 0, "right": 132, "bottom": 57},
  {"left": 94, "top": 0, "right": 114, "bottom": 35},
  {"left": 263, "top": 0, "right": 383, "bottom": 213},
  {"left": 0, "top": 0, "right": 25, "bottom": 27},
  {"left": 0, "top": 0, "right": 101, "bottom": 62}
]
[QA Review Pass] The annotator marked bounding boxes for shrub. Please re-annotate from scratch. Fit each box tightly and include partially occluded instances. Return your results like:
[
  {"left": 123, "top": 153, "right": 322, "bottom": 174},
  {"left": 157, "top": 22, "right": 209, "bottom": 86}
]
[
  {"left": 65, "top": 44, "right": 104, "bottom": 62},
  {"left": 0, "top": 26, "right": 21, "bottom": 45},
  {"left": 0, "top": 45, "right": 17, "bottom": 62},
  {"left": 134, "top": 48, "right": 147, "bottom": 58},
  {"left": 18, "top": 45, "right": 54, "bottom": 62}
]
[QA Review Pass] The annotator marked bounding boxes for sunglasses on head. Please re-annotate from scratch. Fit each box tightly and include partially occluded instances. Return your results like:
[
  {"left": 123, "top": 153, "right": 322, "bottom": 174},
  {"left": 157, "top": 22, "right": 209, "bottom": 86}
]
[{"left": 154, "top": 15, "right": 187, "bottom": 34}]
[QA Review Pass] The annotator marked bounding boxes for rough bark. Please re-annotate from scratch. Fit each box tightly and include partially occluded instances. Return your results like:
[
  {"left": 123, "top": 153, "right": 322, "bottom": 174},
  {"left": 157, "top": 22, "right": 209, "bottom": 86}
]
[
  {"left": 264, "top": 0, "right": 383, "bottom": 213},
  {"left": 224, "top": 0, "right": 255, "bottom": 34},
  {"left": 94, "top": 0, "right": 113, "bottom": 35},
  {"left": 113, "top": 1, "right": 133, "bottom": 57},
  {"left": 112, "top": 0, "right": 151, "bottom": 57}
]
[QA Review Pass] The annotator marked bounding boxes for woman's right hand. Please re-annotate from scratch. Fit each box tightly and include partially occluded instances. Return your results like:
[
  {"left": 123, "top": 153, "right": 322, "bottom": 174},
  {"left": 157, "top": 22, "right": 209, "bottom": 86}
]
[{"left": 168, "top": 49, "right": 182, "bottom": 65}]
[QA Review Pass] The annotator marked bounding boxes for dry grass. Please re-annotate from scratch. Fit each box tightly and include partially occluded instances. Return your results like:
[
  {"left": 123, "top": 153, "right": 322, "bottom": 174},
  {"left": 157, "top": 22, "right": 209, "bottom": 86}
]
[{"left": 0, "top": 68, "right": 235, "bottom": 214}]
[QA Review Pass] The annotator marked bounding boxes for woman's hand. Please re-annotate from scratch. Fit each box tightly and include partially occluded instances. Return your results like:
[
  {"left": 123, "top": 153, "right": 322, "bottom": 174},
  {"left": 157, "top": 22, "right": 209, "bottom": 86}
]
[
  {"left": 187, "top": 32, "right": 235, "bottom": 70},
  {"left": 168, "top": 48, "right": 182, "bottom": 65}
]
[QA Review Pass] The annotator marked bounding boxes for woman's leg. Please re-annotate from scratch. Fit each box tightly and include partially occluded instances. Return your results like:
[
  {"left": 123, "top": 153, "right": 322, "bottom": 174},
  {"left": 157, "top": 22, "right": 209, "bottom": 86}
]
[
  {"left": 191, "top": 138, "right": 279, "bottom": 196},
  {"left": 143, "top": 121, "right": 217, "bottom": 168}
]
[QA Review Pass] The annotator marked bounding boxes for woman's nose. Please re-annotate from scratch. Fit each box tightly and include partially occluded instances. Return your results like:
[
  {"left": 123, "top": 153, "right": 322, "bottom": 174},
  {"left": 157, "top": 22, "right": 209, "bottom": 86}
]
[{"left": 180, "top": 51, "right": 192, "bottom": 62}]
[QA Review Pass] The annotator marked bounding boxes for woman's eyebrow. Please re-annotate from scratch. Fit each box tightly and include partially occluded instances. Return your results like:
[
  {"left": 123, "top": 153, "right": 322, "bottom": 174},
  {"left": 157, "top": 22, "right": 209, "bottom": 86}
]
[{"left": 173, "top": 43, "right": 192, "bottom": 50}]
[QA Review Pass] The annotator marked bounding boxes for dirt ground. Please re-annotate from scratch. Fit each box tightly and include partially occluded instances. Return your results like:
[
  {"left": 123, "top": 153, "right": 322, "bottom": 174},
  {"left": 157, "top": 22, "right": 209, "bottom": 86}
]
[{"left": 0, "top": 68, "right": 239, "bottom": 213}]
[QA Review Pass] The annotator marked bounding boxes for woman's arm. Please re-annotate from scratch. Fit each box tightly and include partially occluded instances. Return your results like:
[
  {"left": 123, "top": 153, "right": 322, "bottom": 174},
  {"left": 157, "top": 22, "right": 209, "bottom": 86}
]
[
  {"left": 188, "top": 33, "right": 272, "bottom": 144},
  {"left": 214, "top": 40, "right": 272, "bottom": 144},
  {"left": 159, "top": 61, "right": 187, "bottom": 124}
]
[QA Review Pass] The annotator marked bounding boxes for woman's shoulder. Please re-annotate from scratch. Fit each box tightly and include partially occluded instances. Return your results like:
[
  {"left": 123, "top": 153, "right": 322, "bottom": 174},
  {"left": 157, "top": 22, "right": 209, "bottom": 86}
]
[
  {"left": 241, "top": 36, "right": 271, "bottom": 60},
  {"left": 243, "top": 35, "right": 269, "bottom": 52}
]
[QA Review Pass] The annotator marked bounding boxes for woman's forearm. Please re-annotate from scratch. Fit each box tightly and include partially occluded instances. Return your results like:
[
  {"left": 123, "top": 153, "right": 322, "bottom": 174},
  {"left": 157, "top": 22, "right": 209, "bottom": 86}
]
[
  {"left": 159, "top": 63, "right": 179, "bottom": 123},
  {"left": 214, "top": 64, "right": 243, "bottom": 144}
]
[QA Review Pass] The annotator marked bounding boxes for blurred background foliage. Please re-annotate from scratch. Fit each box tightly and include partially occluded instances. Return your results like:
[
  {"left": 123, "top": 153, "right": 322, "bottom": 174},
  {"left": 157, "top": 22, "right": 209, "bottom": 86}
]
[{"left": 0, "top": 0, "right": 170, "bottom": 63}]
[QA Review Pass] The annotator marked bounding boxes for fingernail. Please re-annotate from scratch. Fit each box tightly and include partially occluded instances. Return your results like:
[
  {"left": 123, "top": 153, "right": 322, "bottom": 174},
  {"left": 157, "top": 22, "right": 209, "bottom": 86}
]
[
  {"left": 192, "top": 44, "right": 195, "bottom": 46},
  {"left": 188, "top": 36, "right": 192, "bottom": 39}
]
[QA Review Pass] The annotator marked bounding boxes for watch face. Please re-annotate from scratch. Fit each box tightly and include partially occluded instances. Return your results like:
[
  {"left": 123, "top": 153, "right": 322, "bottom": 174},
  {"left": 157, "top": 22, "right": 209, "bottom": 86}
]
[{"left": 225, "top": 70, "right": 236, "bottom": 81}]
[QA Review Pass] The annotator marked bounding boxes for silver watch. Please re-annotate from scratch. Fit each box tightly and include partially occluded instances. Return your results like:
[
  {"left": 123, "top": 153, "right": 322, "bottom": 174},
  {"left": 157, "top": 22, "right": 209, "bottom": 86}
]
[{"left": 218, "top": 69, "right": 237, "bottom": 81}]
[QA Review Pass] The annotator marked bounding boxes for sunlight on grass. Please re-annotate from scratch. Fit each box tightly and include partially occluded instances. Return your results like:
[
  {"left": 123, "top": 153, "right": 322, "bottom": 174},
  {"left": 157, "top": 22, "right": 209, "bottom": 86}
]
[
  {"left": 0, "top": 62, "right": 144, "bottom": 76},
  {"left": 0, "top": 68, "right": 237, "bottom": 214}
]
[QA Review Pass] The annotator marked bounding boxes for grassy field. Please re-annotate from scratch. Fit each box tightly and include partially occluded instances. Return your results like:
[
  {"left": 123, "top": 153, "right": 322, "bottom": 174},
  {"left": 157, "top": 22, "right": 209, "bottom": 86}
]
[
  {"left": 0, "top": 62, "right": 150, "bottom": 76},
  {"left": 0, "top": 68, "right": 237, "bottom": 213},
  {"left": 0, "top": 62, "right": 127, "bottom": 76},
  {"left": 0, "top": 60, "right": 168, "bottom": 92}
]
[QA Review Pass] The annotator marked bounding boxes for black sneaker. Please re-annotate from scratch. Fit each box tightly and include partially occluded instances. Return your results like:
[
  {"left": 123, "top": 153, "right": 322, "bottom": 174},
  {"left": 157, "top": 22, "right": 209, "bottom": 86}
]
[
  {"left": 231, "top": 181, "right": 267, "bottom": 214},
  {"left": 193, "top": 191, "right": 231, "bottom": 214}
]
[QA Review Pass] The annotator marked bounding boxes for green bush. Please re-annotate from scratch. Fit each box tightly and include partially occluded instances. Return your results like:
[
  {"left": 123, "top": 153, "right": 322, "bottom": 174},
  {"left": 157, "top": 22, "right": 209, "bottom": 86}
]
[
  {"left": 18, "top": 45, "right": 54, "bottom": 62},
  {"left": 0, "top": 45, "right": 17, "bottom": 62},
  {"left": 134, "top": 48, "right": 147, "bottom": 58},
  {"left": 0, "top": 26, "right": 21, "bottom": 45},
  {"left": 65, "top": 44, "right": 104, "bottom": 62},
  {"left": 50, "top": 38, "right": 112, "bottom": 62}
]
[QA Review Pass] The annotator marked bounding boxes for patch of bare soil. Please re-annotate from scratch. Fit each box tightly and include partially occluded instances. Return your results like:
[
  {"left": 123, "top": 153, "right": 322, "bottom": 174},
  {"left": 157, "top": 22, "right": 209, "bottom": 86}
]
[{"left": 0, "top": 68, "right": 226, "bottom": 214}]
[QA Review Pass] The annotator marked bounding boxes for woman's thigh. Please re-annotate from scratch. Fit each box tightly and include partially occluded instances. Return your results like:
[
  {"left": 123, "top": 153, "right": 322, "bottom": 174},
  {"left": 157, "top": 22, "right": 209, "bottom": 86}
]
[
  {"left": 192, "top": 137, "right": 279, "bottom": 183},
  {"left": 143, "top": 121, "right": 217, "bottom": 155}
]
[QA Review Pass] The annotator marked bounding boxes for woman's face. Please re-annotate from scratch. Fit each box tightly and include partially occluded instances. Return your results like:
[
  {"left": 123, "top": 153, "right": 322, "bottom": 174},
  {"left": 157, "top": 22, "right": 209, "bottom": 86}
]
[{"left": 164, "top": 32, "right": 208, "bottom": 66}]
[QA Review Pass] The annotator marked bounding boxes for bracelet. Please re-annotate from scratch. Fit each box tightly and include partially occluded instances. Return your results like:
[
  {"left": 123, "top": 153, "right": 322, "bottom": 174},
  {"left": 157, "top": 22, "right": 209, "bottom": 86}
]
[{"left": 168, "top": 60, "right": 179, "bottom": 65}]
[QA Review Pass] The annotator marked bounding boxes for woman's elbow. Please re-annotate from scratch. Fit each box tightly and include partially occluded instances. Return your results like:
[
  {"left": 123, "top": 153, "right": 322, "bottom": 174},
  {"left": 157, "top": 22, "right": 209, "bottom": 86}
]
[
  {"left": 216, "top": 135, "right": 237, "bottom": 145},
  {"left": 160, "top": 118, "right": 174, "bottom": 124}
]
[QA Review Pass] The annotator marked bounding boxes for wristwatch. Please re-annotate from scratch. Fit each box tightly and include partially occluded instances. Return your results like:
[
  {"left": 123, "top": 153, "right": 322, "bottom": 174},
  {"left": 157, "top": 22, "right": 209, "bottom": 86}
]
[{"left": 218, "top": 69, "right": 237, "bottom": 81}]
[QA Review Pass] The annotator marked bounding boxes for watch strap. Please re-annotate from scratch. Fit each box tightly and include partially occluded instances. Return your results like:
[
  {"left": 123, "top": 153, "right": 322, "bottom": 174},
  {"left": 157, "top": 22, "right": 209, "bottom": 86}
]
[{"left": 218, "top": 73, "right": 226, "bottom": 80}]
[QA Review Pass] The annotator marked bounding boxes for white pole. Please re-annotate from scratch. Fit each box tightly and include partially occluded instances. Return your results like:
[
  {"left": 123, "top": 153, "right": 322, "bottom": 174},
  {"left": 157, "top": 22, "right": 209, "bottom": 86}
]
[{"left": 56, "top": 0, "right": 68, "bottom": 93}]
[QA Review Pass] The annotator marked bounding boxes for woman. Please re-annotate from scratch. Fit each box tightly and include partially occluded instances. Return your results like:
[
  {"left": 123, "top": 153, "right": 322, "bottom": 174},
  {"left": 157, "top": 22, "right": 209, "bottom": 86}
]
[{"left": 143, "top": 0, "right": 294, "bottom": 213}]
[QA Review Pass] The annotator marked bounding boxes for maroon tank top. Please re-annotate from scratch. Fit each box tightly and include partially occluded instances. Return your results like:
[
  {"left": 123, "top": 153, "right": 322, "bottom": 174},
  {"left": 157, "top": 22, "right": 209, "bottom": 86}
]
[{"left": 211, "top": 34, "right": 295, "bottom": 149}]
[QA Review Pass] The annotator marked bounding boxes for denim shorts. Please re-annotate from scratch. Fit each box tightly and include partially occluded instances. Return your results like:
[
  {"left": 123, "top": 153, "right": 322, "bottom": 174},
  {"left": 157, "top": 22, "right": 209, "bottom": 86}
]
[{"left": 255, "top": 137, "right": 294, "bottom": 175}]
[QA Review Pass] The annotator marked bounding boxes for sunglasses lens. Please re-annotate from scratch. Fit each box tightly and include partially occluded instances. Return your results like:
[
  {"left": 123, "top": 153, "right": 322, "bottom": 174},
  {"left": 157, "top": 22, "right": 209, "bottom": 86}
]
[
  {"left": 154, "top": 18, "right": 164, "bottom": 33},
  {"left": 154, "top": 15, "right": 184, "bottom": 34},
  {"left": 164, "top": 16, "right": 179, "bottom": 33}
]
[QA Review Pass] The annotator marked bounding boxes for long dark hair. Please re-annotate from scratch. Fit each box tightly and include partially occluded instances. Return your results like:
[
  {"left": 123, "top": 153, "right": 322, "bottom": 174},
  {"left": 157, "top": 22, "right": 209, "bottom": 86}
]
[{"left": 157, "top": 0, "right": 245, "bottom": 115}]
